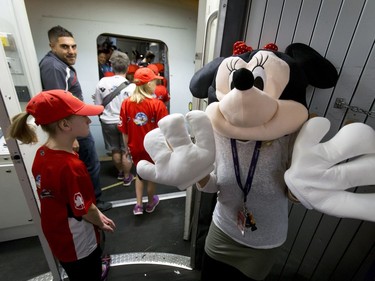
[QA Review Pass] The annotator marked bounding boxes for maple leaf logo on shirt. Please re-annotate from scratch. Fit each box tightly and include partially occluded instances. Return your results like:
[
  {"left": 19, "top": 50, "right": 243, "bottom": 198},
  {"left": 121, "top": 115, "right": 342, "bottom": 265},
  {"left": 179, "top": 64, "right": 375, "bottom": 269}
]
[{"left": 74, "top": 192, "right": 85, "bottom": 210}]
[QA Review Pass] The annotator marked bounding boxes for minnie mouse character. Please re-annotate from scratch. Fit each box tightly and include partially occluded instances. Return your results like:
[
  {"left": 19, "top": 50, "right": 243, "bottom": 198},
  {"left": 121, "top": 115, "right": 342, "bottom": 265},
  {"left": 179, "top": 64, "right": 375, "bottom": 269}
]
[{"left": 137, "top": 42, "right": 375, "bottom": 280}]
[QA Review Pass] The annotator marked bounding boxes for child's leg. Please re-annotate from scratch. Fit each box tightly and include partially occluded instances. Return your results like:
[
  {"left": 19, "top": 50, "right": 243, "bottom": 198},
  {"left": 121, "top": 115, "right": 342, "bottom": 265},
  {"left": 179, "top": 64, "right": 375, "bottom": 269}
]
[
  {"left": 112, "top": 149, "right": 122, "bottom": 172},
  {"left": 145, "top": 181, "right": 159, "bottom": 213},
  {"left": 121, "top": 151, "right": 133, "bottom": 178},
  {"left": 122, "top": 152, "right": 134, "bottom": 186},
  {"left": 133, "top": 173, "right": 145, "bottom": 215},
  {"left": 60, "top": 246, "right": 102, "bottom": 281},
  {"left": 146, "top": 180, "right": 156, "bottom": 203},
  {"left": 135, "top": 176, "right": 144, "bottom": 206}
]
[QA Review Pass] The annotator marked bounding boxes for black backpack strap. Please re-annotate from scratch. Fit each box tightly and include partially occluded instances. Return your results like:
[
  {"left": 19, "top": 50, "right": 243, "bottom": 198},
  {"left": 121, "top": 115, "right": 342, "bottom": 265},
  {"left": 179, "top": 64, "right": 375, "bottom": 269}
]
[{"left": 101, "top": 81, "right": 130, "bottom": 108}]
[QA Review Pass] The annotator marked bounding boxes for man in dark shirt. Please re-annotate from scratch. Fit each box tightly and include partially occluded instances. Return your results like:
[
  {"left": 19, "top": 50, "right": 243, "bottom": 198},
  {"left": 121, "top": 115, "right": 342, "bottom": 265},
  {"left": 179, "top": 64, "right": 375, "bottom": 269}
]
[{"left": 39, "top": 25, "right": 112, "bottom": 211}]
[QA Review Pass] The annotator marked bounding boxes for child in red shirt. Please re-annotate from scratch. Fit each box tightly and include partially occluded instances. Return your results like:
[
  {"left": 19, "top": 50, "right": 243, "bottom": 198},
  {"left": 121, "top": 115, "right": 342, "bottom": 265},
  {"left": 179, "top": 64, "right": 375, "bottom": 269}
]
[
  {"left": 147, "top": 64, "right": 170, "bottom": 108},
  {"left": 8, "top": 90, "right": 116, "bottom": 281},
  {"left": 118, "top": 67, "right": 168, "bottom": 215}
]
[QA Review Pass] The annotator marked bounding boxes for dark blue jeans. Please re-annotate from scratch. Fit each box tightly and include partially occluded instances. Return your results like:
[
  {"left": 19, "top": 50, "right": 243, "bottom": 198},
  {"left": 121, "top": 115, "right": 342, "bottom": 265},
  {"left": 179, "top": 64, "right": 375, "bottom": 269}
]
[{"left": 77, "top": 131, "right": 101, "bottom": 198}]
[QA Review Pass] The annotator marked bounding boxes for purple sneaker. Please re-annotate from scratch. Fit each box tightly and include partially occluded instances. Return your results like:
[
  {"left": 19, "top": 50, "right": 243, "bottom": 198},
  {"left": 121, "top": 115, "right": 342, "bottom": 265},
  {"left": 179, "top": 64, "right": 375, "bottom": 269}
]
[
  {"left": 101, "top": 255, "right": 111, "bottom": 281},
  {"left": 146, "top": 195, "right": 160, "bottom": 213},
  {"left": 123, "top": 174, "right": 134, "bottom": 186},
  {"left": 133, "top": 204, "right": 143, "bottom": 215},
  {"left": 117, "top": 171, "right": 124, "bottom": 180}
]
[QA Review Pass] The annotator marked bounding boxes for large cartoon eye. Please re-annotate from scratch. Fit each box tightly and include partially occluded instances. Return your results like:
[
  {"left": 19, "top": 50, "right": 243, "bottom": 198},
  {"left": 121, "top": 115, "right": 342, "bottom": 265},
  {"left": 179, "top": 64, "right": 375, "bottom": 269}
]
[
  {"left": 227, "top": 58, "right": 240, "bottom": 74},
  {"left": 229, "top": 73, "right": 235, "bottom": 90},
  {"left": 252, "top": 66, "right": 265, "bottom": 90},
  {"left": 226, "top": 59, "right": 241, "bottom": 90}
]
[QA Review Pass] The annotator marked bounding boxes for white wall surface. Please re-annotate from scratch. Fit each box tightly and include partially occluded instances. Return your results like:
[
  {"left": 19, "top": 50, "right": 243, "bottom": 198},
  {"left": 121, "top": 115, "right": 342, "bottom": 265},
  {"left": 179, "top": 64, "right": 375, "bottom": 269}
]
[{"left": 24, "top": 0, "right": 199, "bottom": 157}]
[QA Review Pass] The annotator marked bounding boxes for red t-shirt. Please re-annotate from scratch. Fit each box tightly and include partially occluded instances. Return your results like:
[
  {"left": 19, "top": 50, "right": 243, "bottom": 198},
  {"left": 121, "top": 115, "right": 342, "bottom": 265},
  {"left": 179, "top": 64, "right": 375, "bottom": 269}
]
[
  {"left": 32, "top": 146, "right": 99, "bottom": 262},
  {"left": 118, "top": 97, "right": 168, "bottom": 165}
]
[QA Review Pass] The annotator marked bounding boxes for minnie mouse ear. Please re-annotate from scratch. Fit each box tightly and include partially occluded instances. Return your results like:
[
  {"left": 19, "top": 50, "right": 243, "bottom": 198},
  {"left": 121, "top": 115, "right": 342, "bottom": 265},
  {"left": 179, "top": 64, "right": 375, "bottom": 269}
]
[
  {"left": 285, "top": 43, "right": 338, "bottom": 88},
  {"left": 233, "top": 41, "right": 253, "bottom": 55}
]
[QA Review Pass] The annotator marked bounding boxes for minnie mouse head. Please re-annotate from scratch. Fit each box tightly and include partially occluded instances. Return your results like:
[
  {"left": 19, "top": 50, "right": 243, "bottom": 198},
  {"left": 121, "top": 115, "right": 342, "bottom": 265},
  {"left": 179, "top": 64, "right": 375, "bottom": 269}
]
[{"left": 190, "top": 42, "right": 338, "bottom": 141}]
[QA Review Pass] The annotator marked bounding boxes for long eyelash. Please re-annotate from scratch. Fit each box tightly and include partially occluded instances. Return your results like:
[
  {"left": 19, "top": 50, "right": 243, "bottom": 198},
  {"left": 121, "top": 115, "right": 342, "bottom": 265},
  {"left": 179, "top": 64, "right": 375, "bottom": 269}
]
[
  {"left": 226, "top": 59, "right": 240, "bottom": 74},
  {"left": 252, "top": 53, "right": 269, "bottom": 71}
]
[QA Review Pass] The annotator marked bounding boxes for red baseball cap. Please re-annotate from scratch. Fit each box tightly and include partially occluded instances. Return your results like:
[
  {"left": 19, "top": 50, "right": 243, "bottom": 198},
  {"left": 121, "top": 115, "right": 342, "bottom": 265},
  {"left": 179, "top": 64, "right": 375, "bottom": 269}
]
[
  {"left": 154, "top": 85, "right": 170, "bottom": 102},
  {"left": 127, "top": 64, "right": 139, "bottom": 74},
  {"left": 26, "top": 90, "right": 104, "bottom": 125},
  {"left": 147, "top": 64, "right": 159, "bottom": 75},
  {"left": 154, "top": 63, "right": 164, "bottom": 72},
  {"left": 134, "top": 67, "right": 163, "bottom": 86}
]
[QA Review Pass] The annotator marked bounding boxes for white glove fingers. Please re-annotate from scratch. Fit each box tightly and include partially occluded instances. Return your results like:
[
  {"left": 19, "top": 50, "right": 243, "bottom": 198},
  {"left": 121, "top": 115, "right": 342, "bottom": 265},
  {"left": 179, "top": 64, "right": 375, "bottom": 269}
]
[
  {"left": 286, "top": 117, "right": 375, "bottom": 222},
  {"left": 294, "top": 117, "right": 330, "bottom": 152},
  {"left": 158, "top": 113, "right": 192, "bottom": 148},
  {"left": 310, "top": 190, "right": 375, "bottom": 222},
  {"left": 143, "top": 128, "right": 172, "bottom": 161},
  {"left": 330, "top": 154, "right": 375, "bottom": 189},
  {"left": 136, "top": 160, "right": 156, "bottom": 182},
  {"left": 186, "top": 111, "right": 215, "bottom": 152},
  {"left": 323, "top": 123, "right": 375, "bottom": 163}
]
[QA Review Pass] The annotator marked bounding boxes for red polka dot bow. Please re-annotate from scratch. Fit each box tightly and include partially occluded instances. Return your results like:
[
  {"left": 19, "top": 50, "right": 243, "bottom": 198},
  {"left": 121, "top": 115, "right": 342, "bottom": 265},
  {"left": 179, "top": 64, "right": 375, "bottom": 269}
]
[
  {"left": 232, "top": 41, "right": 279, "bottom": 55},
  {"left": 263, "top": 43, "right": 278, "bottom": 51},
  {"left": 233, "top": 41, "right": 253, "bottom": 55}
]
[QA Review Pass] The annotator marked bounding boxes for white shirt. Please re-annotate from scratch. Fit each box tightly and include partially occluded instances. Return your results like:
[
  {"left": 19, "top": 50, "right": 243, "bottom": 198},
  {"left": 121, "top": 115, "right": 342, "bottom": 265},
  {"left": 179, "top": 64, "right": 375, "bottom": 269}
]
[{"left": 94, "top": 75, "right": 136, "bottom": 124}]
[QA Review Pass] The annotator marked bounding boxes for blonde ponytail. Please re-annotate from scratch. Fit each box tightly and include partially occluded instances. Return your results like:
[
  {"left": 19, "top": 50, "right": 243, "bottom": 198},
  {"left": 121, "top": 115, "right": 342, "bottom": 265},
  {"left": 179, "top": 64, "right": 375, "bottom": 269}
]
[
  {"left": 7, "top": 112, "right": 38, "bottom": 144},
  {"left": 130, "top": 83, "right": 154, "bottom": 103}
]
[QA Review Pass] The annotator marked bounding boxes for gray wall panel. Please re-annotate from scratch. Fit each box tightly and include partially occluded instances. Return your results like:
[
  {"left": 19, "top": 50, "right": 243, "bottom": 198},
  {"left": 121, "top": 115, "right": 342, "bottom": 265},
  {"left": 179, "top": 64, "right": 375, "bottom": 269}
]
[{"left": 332, "top": 221, "right": 375, "bottom": 280}]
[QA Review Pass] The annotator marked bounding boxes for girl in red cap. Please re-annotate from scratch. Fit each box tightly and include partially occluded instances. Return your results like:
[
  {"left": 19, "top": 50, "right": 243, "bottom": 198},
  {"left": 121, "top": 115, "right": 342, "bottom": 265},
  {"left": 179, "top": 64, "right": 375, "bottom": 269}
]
[
  {"left": 147, "top": 64, "right": 170, "bottom": 108},
  {"left": 118, "top": 68, "right": 168, "bottom": 215},
  {"left": 8, "top": 90, "right": 116, "bottom": 281}
]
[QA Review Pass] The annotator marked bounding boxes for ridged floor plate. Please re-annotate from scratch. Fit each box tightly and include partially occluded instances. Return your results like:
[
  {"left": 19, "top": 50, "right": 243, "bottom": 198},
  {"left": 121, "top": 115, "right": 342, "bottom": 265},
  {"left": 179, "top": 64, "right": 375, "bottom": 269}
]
[
  {"left": 28, "top": 253, "right": 191, "bottom": 280},
  {"left": 110, "top": 252, "right": 191, "bottom": 269}
]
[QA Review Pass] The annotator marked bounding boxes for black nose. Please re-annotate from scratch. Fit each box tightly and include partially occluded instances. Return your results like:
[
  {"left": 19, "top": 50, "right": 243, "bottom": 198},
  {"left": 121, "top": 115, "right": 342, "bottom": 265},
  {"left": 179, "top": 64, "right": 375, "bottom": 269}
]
[{"left": 232, "top": 68, "right": 254, "bottom": 90}]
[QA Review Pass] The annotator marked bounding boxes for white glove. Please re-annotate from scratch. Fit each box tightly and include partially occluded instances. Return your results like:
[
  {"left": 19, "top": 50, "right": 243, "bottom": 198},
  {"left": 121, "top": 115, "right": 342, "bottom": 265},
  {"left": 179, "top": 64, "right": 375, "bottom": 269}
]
[
  {"left": 137, "top": 110, "right": 216, "bottom": 190},
  {"left": 284, "top": 117, "right": 375, "bottom": 222}
]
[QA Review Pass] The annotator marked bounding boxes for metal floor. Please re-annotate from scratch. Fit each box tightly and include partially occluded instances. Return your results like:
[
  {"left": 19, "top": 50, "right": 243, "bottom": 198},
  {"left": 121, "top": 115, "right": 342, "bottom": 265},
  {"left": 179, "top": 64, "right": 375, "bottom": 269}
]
[{"left": 0, "top": 160, "right": 201, "bottom": 281}]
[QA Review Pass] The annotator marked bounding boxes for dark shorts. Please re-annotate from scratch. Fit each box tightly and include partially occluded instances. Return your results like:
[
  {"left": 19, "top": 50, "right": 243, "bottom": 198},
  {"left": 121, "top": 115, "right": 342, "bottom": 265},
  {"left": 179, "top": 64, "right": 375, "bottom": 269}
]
[{"left": 101, "top": 123, "right": 125, "bottom": 152}]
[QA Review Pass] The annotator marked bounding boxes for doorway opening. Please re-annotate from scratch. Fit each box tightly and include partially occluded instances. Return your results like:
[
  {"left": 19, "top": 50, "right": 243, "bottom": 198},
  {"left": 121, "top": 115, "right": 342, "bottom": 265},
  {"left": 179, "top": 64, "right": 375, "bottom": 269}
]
[{"left": 97, "top": 34, "right": 170, "bottom": 111}]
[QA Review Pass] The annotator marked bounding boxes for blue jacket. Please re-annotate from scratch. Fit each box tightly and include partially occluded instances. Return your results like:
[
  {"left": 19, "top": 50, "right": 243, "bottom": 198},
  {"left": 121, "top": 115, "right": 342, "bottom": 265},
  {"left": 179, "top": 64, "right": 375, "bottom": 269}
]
[{"left": 39, "top": 51, "right": 83, "bottom": 101}]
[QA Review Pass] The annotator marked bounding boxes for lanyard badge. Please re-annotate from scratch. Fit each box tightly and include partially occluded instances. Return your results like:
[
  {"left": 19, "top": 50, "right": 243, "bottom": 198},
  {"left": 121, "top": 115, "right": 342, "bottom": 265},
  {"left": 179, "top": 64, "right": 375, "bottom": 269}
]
[{"left": 232, "top": 139, "right": 261, "bottom": 236}]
